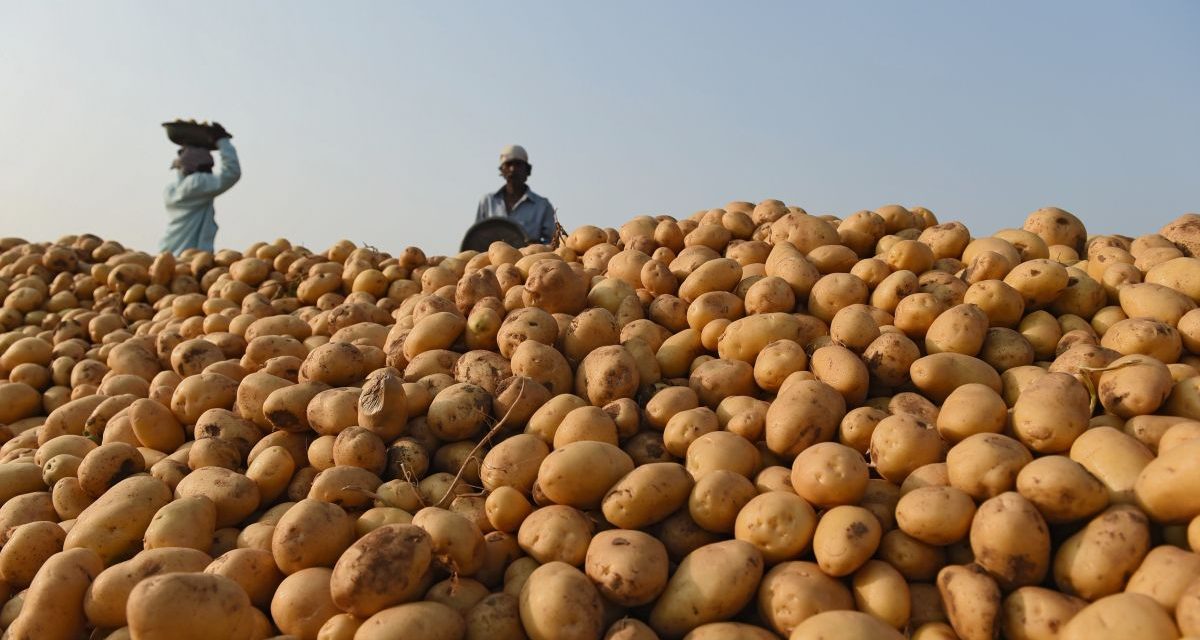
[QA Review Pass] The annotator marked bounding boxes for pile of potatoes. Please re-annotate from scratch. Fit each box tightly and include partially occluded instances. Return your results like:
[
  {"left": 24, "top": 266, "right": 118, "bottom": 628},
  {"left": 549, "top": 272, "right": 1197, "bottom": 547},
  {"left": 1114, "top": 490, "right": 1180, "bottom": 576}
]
[{"left": 3, "top": 205, "right": 1200, "bottom": 640}]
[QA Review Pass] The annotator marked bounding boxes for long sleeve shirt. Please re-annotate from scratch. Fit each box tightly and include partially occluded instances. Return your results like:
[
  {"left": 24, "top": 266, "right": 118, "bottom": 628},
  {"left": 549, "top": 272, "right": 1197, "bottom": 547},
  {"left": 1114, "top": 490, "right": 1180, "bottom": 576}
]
[
  {"left": 475, "top": 187, "right": 556, "bottom": 244},
  {"left": 161, "top": 138, "right": 241, "bottom": 255}
]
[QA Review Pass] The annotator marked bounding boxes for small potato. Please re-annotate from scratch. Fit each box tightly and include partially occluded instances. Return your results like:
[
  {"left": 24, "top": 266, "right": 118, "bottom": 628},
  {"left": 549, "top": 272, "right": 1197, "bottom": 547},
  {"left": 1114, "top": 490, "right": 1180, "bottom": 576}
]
[
  {"left": 519, "top": 562, "right": 604, "bottom": 640},
  {"left": 870, "top": 413, "right": 946, "bottom": 484},
  {"left": 412, "top": 506, "right": 487, "bottom": 576},
  {"left": 896, "top": 486, "right": 976, "bottom": 546},
  {"left": 537, "top": 441, "right": 634, "bottom": 510},
  {"left": 1059, "top": 592, "right": 1181, "bottom": 640},
  {"left": 936, "top": 383, "right": 1007, "bottom": 443},
  {"left": 516, "top": 504, "right": 593, "bottom": 566},
  {"left": 944, "top": 433, "right": 1030, "bottom": 501},
  {"left": 585, "top": 529, "right": 669, "bottom": 607},
  {"left": 204, "top": 547, "right": 284, "bottom": 609},
  {"left": 0, "top": 521, "right": 66, "bottom": 588},
  {"left": 1015, "top": 455, "right": 1108, "bottom": 524},
  {"left": 648, "top": 540, "right": 764, "bottom": 639},
  {"left": 937, "top": 563, "right": 1002, "bottom": 640},
  {"left": 812, "top": 505, "right": 881, "bottom": 577},
  {"left": 851, "top": 560, "right": 911, "bottom": 630},
  {"left": 143, "top": 494, "right": 217, "bottom": 553},
  {"left": 910, "top": 352, "right": 1002, "bottom": 403},
  {"left": 602, "top": 462, "right": 693, "bottom": 529},
  {"left": 689, "top": 470, "right": 758, "bottom": 534},
  {"left": 481, "top": 433, "right": 550, "bottom": 493},
  {"left": 1011, "top": 371, "right": 1093, "bottom": 453},
  {"left": 1135, "top": 439, "right": 1200, "bottom": 523},
  {"left": 271, "top": 498, "right": 356, "bottom": 574},
  {"left": 1001, "top": 587, "right": 1087, "bottom": 640},
  {"left": 734, "top": 491, "right": 817, "bottom": 564},
  {"left": 685, "top": 430, "right": 760, "bottom": 479},
  {"left": 1125, "top": 545, "right": 1200, "bottom": 612},
  {"left": 1069, "top": 426, "right": 1154, "bottom": 504},
  {"left": 969, "top": 492, "right": 1050, "bottom": 590},
  {"left": 764, "top": 379, "right": 846, "bottom": 457},
  {"left": 5, "top": 548, "right": 104, "bottom": 640},
  {"left": 789, "top": 442, "right": 868, "bottom": 508},
  {"left": 1053, "top": 504, "right": 1151, "bottom": 600},
  {"left": 271, "top": 567, "right": 342, "bottom": 640},
  {"left": 757, "top": 560, "right": 854, "bottom": 636}
]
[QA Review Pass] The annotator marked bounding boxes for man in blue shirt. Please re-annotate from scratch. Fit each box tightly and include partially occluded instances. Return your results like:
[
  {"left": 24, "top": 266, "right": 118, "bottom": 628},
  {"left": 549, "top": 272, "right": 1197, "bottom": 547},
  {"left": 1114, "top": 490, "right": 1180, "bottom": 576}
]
[
  {"left": 475, "top": 145, "right": 557, "bottom": 245},
  {"left": 161, "top": 123, "right": 241, "bottom": 255}
]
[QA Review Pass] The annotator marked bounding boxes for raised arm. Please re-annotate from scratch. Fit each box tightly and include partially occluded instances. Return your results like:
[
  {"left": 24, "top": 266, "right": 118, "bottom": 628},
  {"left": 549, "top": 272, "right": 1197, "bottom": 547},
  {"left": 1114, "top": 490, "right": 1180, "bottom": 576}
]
[{"left": 171, "top": 139, "right": 242, "bottom": 204}]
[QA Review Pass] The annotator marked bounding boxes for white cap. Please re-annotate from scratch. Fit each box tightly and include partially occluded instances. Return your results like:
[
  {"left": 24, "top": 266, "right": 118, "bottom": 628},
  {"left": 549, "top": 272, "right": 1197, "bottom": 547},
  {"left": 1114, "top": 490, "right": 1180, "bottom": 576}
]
[{"left": 499, "top": 144, "right": 529, "bottom": 166}]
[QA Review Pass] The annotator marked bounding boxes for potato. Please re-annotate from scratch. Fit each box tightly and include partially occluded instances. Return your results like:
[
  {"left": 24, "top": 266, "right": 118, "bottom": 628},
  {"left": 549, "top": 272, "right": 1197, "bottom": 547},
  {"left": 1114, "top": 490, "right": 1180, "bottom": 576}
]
[
  {"left": 757, "top": 560, "right": 853, "bottom": 636},
  {"left": 602, "top": 462, "right": 693, "bottom": 529},
  {"left": 870, "top": 413, "right": 946, "bottom": 484},
  {"left": 764, "top": 379, "right": 846, "bottom": 457},
  {"left": 585, "top": 529, "right": 669, "bottom": 607},
  {"left": 330, "top": 523, "right": 432, "bottom": 617},
  {"left": 480, "top": 434, "right": 549, "bottom": 494},
  {"left": 174, "top": 466, "right": 260, "bottom": 528},
  {"left": 680, "top": 621, "right": 778, "bottom": 640},
  {"left": 945, "top": 433, "right": 1031, "bottom": 501},
  {"left": 553, "top": 405, "right": 619, "bottom": 447},
  {"left": 1070, "top": 426, "right": 1155, "bottom": 504},
  {"left": 689, "top": 469, "right": 758, "bottom": 534},
  {"left": 910, "top": 352, "right": 1002, "bottom": 402},
  {"left": 1011, "top": 371, "right": 1091, "bottom": 453},
  {"left": 204, "top": 547, "right": 283, "bottom": 609},
  {"left": 510, "top": 339, "right": 573, "bottom": 397},
  {"left": 925, "top": 303, "right": 989, "bottom": 356},
  {"left": 1053, "top": 504, "right": 1151, "bottom": 600},
  {"left": 0, "top": 521, "right": 66, "bottom": 588},
  {"left": 64, "top": 475, "right": 171, "bottom": 564},
  {"left": 732, "top": 490, "right": 817, "bottom": 564},
  {"left": 788, "top": 442, "right": 867, "bottom": 508},
  {"left": 936, "top": 383, "right": 1007, "bottom": 443},
  {"left": 143, "top": 494, "right": 216, "bottom": 553},
  {"left": 271, "top": 498, "right": 356, "bottom": 574},
  {"left": 812, "top": 505, "right": 881, "bottom": 577},
  {"left": 271, "top": 567, "right": 342, "bottom": 640},
  {"left": 1000, "top": 586, "right": 1087, "bottom": 640},
  {"left": 84, "top": 547, "right": 212, "bottom": 628},
  {"left": 516, "top": 504, "right": 593, "bottom": 566},
  {"left": 1098, "top": 354, "right": 1174, "bottom": 418},
  {"left": 1059, "top": 592, "right": 1181, "bottom": 640},
  {"left": 519, "top": 561, "right": 604, "bottom": 640},
  {"left": 896, "top": 486, "right": 976, "bottom": 546},
  {"left": 5, "top": 547, "right": 103, "bottom": 640},
  {"left": 937, "top": 563, "right": 1002, "bottom": 640},
  {"left": 1011, "top": 455, "right": 1107, "bottom": 525},
  {"left": 537, "top": 440, "right": 634, "bottom": 509},
  {"left": 649, "top": 540, "right": 764, "bottom": 638},
  {"left": 412, "top": 506, "right": 486, "bottom": 576},
  {"left": 969, "top": 492, "right": 1050, "bottom": 590},
  {"left": 1126, "top": 545, "right": 1200, "bottom": 612},
  {"left": 789, "top": 611, "right": 905, "bottom": 640}
]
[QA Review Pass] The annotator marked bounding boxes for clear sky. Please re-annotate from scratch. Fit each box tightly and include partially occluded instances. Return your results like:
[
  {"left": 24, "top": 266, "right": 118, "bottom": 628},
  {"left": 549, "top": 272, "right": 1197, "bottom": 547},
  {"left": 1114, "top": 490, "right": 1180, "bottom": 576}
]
[{"left": 1, "top": 2, "right": 1196, "bottom": 256}]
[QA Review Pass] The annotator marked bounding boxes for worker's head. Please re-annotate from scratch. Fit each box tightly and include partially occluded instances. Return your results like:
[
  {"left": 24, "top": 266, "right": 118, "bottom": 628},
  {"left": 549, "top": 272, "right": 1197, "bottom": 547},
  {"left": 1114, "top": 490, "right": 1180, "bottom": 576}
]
[
  {"left": 172, "top": 146, "right": 214, "bottom": 176},
  {"left": 498, "top": 145, "right": 531, "bottom": 186}
]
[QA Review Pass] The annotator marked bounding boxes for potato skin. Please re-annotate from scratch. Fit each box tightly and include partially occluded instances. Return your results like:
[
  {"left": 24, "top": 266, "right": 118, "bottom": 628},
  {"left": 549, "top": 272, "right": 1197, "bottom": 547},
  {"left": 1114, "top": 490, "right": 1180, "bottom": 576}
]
[
  {"left": 126, "top": 572, "right": 257, "bottom": 640},
  {"left": 585, "top": 529, "right": 669, "bottom": 607},
  {"left": 649, "top": 540, "right": 765, "bottom": 638},
  {"left": 1059, "top": 592, "right": 1181, "bottom": 640},
  {"left": 5, "top": 547, "right": 104, "bottom": 640},
  {"left": 519, "top": 561, "right": 604, "bottom": 640},
  {"left": 330, "top": 523, "right": 432, "bottom": 617},
  {"left": 63, "top": 475, "right": 172, "bottom": 564}
]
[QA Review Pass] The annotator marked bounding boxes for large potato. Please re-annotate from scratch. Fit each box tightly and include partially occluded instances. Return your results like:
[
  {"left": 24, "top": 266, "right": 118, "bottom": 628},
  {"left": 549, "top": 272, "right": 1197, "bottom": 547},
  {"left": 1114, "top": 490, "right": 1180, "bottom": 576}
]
[
  {"left": 734, "top": 491, "right": 817, "bottom": 564},
  {"left": 537, "top": 440, "right": 634, "bottom": 509},
  {"left": 937, "top": 563, "right": 1002, "bottom": 640},
  {"left": 63, "top": 475, "right": 171, "bottom": 564},
  {"left": 790, "top": 611, "right": 905, "bottom": 640},
  {"left": 1059, "top": 592, "right": 1181, "bottom": 640},
  {"left": 126, "top": 573, "right": 257, "bottom": 640},
  {"left": 757, "top": 560, "right": 853, "bottom": 636},
  {"left": 969, "top": 492, "right": 1050, "bottom": 590},
  {"left": 330, "top": 523, "right": 432, "bottom": 617},
  {"left": 1011, "top": 371, "right": 1090, "bottom": 453},
  {"left": 1053, "top": 504, "right": 1151, "bottom": 600},
  {"left": 602, "top": 462, "right": 693, "bottom": 529}
]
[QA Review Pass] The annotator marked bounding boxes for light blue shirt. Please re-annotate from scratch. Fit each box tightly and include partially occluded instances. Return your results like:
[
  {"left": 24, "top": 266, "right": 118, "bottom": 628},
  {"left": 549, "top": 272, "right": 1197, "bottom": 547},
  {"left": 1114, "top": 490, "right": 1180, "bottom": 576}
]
[
  {"left": 475, "top": 187, "right": 556, "bottom": 244},
  {"left": 161, "top": 138, "right": 241, "bottom": 255}
]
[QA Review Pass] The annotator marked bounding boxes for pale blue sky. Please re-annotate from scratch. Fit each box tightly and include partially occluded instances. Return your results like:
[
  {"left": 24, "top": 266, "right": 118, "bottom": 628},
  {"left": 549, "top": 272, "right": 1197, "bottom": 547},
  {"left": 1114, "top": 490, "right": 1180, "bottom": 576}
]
[{"left": 1, "top": 2, "right": 1196, "bottom": 255}]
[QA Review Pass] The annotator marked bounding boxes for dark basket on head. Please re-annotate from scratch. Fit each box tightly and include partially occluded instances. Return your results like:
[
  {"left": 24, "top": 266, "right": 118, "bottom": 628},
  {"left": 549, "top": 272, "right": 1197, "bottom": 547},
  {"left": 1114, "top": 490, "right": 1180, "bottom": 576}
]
[
  {"left": 162, "top": 121, "right": 218, "bottom": 150},
  {"left": 460, "top": 218, "right": 528, "bottom": 252}
]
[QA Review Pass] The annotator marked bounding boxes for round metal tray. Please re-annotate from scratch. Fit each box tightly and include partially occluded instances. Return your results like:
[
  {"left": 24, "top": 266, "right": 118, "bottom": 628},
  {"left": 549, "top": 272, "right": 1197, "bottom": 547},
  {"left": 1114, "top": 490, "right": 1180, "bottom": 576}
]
[{"left": 460, "top": 217, "right": 528, "bottom": 252}]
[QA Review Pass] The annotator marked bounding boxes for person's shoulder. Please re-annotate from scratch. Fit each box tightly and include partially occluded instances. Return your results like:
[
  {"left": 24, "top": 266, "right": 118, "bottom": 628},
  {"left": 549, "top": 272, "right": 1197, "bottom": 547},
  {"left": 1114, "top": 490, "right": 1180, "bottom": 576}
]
[{"left": 526, "top": 189, "right": 552, "bottom": 206}]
